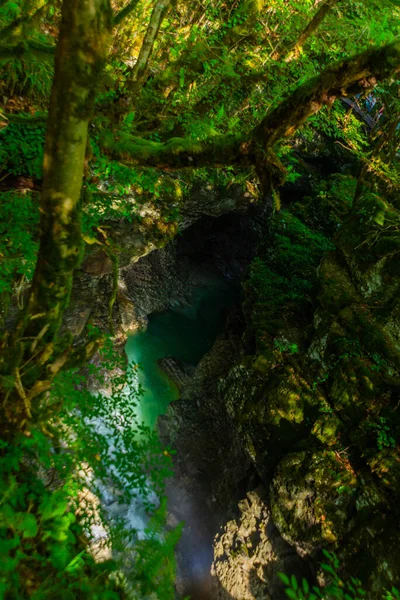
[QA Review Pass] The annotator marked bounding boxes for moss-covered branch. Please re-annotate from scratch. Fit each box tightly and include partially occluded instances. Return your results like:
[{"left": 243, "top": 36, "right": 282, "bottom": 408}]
[
  {"left": 102, "top": 40, "right": 400, "bottom": 175},
  {"left": 0, "top": 0, "right": 47, "bottom": 42},
  {"left": 0, "top": 40, "right": 55, "bottom": 59},
  {"left": 254, "top": 40, "right": 400, "bottom": 147},
  {"left": 101, "top": 129, "right": 253, "bottom": 169}
]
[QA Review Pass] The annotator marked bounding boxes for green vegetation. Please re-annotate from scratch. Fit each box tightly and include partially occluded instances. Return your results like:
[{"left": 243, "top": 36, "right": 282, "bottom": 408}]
[
  {"left": 280, "top": 552, "right": 400, "bottom": 600},
  {"left": 0, "top": 335, "right": 178, "bottom": 599},
  {"left": 246, "top": 210, "right": 334, "bottom": 345},
  {"left": 0, "top": 0, "right": 400, "bottom": 597},
  {"left": 0, "top": 122, "right": 45, "bottom": 178}
]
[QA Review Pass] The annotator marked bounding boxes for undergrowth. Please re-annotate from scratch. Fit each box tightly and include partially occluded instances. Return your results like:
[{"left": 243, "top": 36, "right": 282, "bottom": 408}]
[{"left": 0, "top": 332, "right": 180, "bottom": 599}]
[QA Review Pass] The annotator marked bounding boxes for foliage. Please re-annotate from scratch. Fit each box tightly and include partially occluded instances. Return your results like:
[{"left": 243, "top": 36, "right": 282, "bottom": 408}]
[
  {"left": 0, "top": 431, "right": 124, "bottom": 599},
  {"left": 127, "top": 500, "right": 183, "bottom": 599},
  {"left": 0, "top": 332, "right": 179, "bottom": 599},
  {"left": 1, "top": 0, "right": 400, "bottom": 597},
  {"left": 292, "top": 174, "right": 356, "bottom": 235},
  {"left": 246, "top": 210, "right": 334, "bottom": 341},
  {"left": 0, "top": 55, "right": 54, "bottom": 102},
  {"left": 0, "top": 191, "right": 39, "bottom": 301},
  {"left": 279, "top": 551, "right": 400, "bottom": 600},
  {"left": 366, "top": 417, "right": 396, "bottom": 451},
  {"left": 304, "top": 102, "right": 370, "bottom": 155},
  {"left": 0, "top": 121, "right": 45, "bottom": 178}
]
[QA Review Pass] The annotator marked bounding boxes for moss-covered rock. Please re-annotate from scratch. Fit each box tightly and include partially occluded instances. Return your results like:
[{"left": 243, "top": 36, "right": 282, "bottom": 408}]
[
  {"left": 270, "top": 449, "right": 359, "bottom": 553},
  {"left": 220, "top": 184, "right": 400, "bottom": 590}
]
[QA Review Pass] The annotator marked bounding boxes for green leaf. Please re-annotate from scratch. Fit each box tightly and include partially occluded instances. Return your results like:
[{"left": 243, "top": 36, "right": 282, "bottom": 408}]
[
  {"left": 20, "top": 513, "right": 38, "bottom": 538},
  {"left": 64, "top": 550, "right": 86, "bottom": 573},
  {"left": 286, "top": 588, "right": 299, "bottom": 600},
  {"left": 39, "top": 493, "right": 68, "bottom": 521},
  {"left": 279, "top": 573, "right": 291, "bottom": 586}
]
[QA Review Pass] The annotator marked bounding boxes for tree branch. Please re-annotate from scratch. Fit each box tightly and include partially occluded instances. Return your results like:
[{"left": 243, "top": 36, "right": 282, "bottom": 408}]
[
  {"left": 101, "top": 40, "right": 400, "bottom": 173},
  {"left": 0, "top": 40, "right": 55, "bottom": 60},
  {"left": 101, "top": 130, "right": 251, "bottom": 169},
  {"left": 113, "top": 0, "right": 141, "bottom": 26},
  {"left": 0, "top": 0, "right": 47, "bottom": 42},
  {"left": 281, "top": 0, "right": 342, "bottom": 61},
  {"left": 253, "top": 40, "right": 400, "bottom": 147},
  {"left": 178, "top": 0, "right": 339, "bottom": 123}
]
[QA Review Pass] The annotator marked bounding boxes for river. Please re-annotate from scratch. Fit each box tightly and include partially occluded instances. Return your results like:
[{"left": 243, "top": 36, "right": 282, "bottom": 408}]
[{"left": 125, "top": 266, "right": 240, "bottom": 429}]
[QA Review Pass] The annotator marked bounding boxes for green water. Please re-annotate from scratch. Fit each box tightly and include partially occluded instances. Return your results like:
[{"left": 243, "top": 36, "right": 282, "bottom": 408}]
[{"left": 125, "top": 270, "right": 239, "bottom": 429}]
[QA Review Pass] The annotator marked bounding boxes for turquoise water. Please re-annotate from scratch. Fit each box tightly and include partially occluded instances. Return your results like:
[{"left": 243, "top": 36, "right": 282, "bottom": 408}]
[{"left": 125, "top": 270, "right": 239, "bottom": 429}]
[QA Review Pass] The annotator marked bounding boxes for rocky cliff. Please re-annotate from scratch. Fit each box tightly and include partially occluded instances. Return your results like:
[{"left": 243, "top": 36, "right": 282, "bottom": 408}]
[
  {"left": 161, "top": 174, "right": 400, "bottom": 598},
  {"left": 63, "top": 182, "right": 258, "bottom": 343}
]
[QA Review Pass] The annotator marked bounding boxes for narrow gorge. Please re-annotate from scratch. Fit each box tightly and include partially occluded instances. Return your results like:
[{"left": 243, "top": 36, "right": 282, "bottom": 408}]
[
  {"left": 1, "top": 1, "right": 400, "bottom": 598},
  {"left": 63, "top": 148, "right": 400, "bottom": 599}
]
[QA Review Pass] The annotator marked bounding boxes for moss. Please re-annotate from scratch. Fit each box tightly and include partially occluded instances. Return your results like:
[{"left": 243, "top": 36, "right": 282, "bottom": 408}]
[
  {"left": 317, "top": 252, "right": 361, "bottom": 314},
  {"left": 271, "top": 449, "right": 359, "bottom": 551},
  {"left": 368, "top": 448, "right": 400, "bottom": 493},
  {"left": 312, "top": 413, "right": 342, "bottom": 446},
  {"left": 236, "top": 166, "right": 400, "bottom": 585},
  {"left": 246, "top": 210, "right": 333, "bottom": 351}
]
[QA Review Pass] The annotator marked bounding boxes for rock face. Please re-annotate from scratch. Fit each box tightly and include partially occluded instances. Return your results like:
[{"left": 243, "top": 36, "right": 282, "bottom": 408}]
[
  {"left": 160, "top": 308, "right": 254, "bottom": 509},
  {"left": 161, "top": 179, "right": 400, "bottom": 597},
  {"left": 64, "top": 183, "right": 262, "bottom": 342},
  {"left": 63, "top": 166, "right": 400, "bottom": 595},
  {"left": 157, "top": 357, "right": 194, "bottom": 391},
  {"left": 212, "top": 489, "right": 311, "bottom": 600}
]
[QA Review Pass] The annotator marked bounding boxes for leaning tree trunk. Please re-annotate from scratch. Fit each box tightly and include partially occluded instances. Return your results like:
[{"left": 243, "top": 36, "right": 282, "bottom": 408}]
[
  {"left": 127, "top": 0, "right": 171, "bottom": 101},
  {"left": 281, "top": 0, "right": 342, "bottom": 60},
  {"left": 0, "top": 0, "right": 112, "bottom": 433}
]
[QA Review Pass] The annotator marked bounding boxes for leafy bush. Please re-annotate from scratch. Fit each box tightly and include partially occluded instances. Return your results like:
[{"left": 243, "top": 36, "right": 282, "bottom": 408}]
[
  {"left": 0, "top": 55, "right": 54, "bottom": 102},
  {"left": 0, "top": 191, "right": 39, "bottom": 297},
  {"left": 0, "top": 334, "right": 179, "bottom": 599},
  {"left": 279, "top": 551, "right": 400, "bottom": 600},
  {"left": 291, "top": 174, "right": 356, "bottom": 235},
  {"left": 0, "top": 122, "right": 45, "bottom": 178},
  {"left": 246, "top": 210, "right": 334, "bottom": 341}
]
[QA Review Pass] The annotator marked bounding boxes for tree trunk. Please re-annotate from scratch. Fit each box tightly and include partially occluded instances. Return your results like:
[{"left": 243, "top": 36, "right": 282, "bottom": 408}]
[
  {"left": 1, "top": 0, "right": 112, "bottom": 430},
  {"left": 281, "top": 0, "right": 342, "bottom": 60},
  {"left": 128, "top": 0, "right": 171, "bottom": 100}
]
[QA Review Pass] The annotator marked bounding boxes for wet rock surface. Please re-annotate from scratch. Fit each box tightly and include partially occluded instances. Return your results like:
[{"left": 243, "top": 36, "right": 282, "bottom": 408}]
[{"left": 64, "top": 183, "right": 258, "bottom": 341}]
